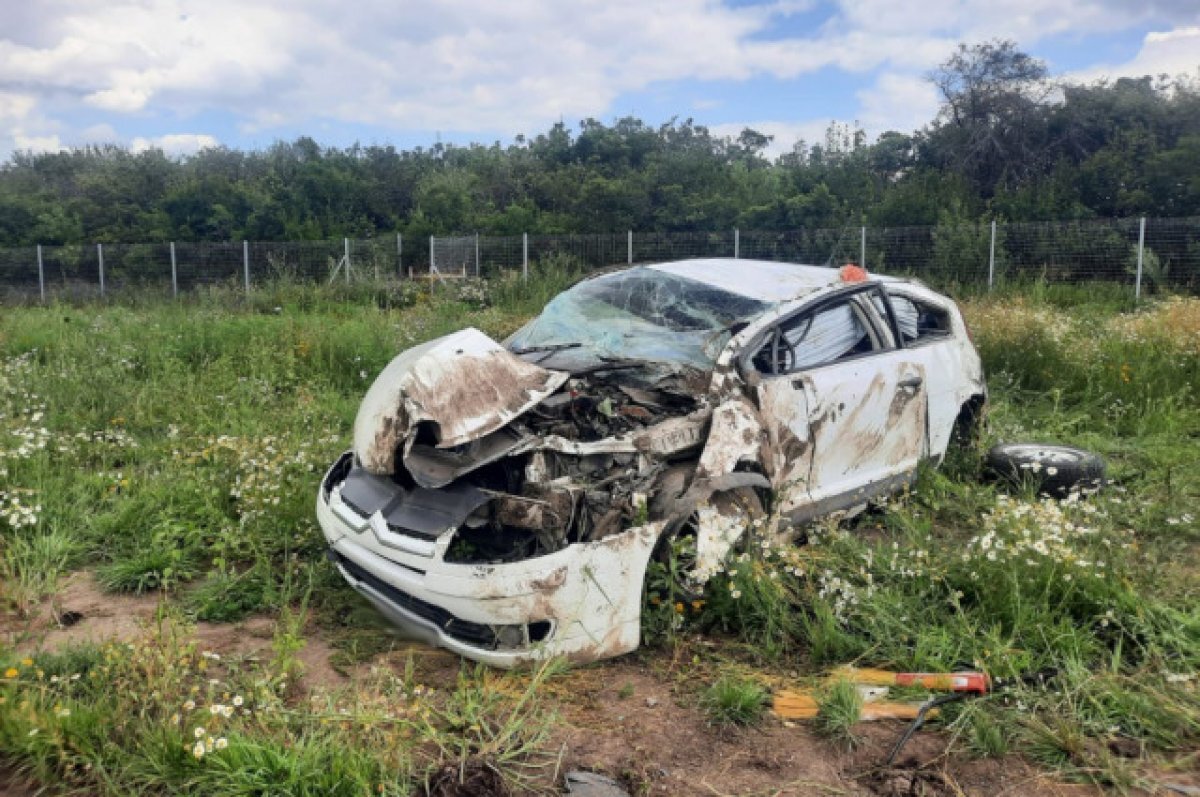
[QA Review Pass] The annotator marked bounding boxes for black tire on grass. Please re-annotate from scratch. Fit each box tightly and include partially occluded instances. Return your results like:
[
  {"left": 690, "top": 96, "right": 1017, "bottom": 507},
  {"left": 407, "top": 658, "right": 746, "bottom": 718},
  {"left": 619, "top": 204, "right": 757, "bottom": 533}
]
[{"left": 985, "top": 443, "right": 1106, "bottom": 497}]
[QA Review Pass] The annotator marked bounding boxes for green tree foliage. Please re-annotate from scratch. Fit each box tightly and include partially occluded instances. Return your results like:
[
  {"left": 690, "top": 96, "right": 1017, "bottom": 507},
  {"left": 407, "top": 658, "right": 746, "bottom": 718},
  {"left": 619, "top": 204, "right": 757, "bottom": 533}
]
[
  {"left": 931, "top": 199, "right": 1007, "bottom": 283},
  {"left": 0, "top": 46, "right": 1198, "bottom": 247},
  {"left": 923, "top": 40, "right": 1052, "bottom": 197}
]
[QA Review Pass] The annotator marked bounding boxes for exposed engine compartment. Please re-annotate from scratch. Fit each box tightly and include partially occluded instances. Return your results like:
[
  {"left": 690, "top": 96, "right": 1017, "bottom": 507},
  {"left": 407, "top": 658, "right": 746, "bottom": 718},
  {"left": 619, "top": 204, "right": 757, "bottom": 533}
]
[
  {"left": 345, "top": 326, "right": 774, "bottom": 575},
  {"left": 353, "top": 368, "right": 710, "bottom": 564},
  {"left": 454, "top": 370, "right": 706, "bottom": 561}
]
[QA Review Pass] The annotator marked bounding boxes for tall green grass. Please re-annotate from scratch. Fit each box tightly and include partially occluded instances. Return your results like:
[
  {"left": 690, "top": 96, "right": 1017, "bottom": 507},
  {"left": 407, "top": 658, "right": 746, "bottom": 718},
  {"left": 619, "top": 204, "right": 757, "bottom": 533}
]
[
  {"left": 0, "top": 627, "right": 560, "bottom": 796},
  {"left": 1, "top": 275, "right": 1197, "bottom": 792},
  {"left": 671, "top": 292, "right": 1200, "bottom": 785}
]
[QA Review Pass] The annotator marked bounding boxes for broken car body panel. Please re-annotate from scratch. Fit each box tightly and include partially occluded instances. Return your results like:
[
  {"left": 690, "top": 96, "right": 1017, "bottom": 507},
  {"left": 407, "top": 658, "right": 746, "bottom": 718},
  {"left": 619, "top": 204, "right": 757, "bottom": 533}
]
[
  {"left": 352, "top": 327, "right": 568, "bottom": 474},
  {"left": 318, "top": 259, "right": 986, "bottom": 667}
]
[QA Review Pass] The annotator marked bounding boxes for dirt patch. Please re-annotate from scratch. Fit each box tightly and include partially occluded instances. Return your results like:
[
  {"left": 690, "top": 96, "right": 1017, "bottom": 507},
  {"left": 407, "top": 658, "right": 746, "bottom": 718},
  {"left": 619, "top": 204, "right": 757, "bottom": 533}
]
[
  {"left": 843, "top": 724, "right": 1104, "bottom": 797},
  {"left": 291, "top": 633, "right": 351, "bottom": 691},
  {"left": 2, "top": 571, "right": 163, "bottom": 652},
  {"left": 0, "top": 764, "right": 38, "bottom": 797},
  {"left": 424, "top": 758, "right": 512, "bottom": 797},
  {"left": 0, "top": 585, "right": 1119, "bottom": 797},
  {"left": 551, "top": 658, "right": 854, "bottom": 796},
  {"left": 1, "top": 572, "right": 349, "bottom": 695},
  {"left": 541, "top": 657, "right": 1105, "bottom": 797}
]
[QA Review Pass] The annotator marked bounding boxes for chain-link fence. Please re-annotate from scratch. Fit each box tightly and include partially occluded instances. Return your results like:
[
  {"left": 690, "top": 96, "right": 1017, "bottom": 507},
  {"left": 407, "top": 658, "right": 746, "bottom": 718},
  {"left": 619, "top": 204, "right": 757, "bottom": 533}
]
[{"left": 1, "top": 217, "right": 1197, "bottom": 302}]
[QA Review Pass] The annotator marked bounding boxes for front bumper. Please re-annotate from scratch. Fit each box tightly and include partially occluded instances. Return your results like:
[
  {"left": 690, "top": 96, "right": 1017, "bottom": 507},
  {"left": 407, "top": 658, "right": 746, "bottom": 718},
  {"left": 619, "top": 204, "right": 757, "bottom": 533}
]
[{"left": 316, "top": 452, "right": 663, "bottom": 668}]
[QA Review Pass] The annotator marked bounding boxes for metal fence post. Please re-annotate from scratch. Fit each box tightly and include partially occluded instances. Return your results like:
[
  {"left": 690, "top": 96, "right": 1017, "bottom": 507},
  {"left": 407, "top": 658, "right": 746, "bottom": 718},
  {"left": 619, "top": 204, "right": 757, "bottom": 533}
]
[
  {"left": 859, "top": 226, "right": 866, "bottom": 268},
  {"left": 243, "top": 240, "right": 250, "bottom": 294},
  {"left": 429, "top": 235, "right": 435, "bottom": 274},
  {"left": 97, "top": 243, "right": 105, "bottom": 297},
  {"left": 522, "top": 232, "right": 529, "bottom": 282},
  {"left": 627, "top": 230, "right": 633, "bottom": 265},
  {"left": 343, "top": 237, "right": 350, "bottom": 284},
  {"left": 475, "top": 233, "right": 480, "bottom": 277},
  {"left": 988, "top": 220, "right": 996, "bottom": 291},
  {"left": 170, "top": 241, "right": 178, "bottom": 298},
  {"left": 36, "top": 244, "right": 45, "bottom": 303},
  {"left": 1135, "top": 216, "right": 1146, "bottom": 301},
  {"left": 397, "top": 233, "right": 403, "bottom": 279},
  {"left": 734, "top": 228, "right": 740, "bottom": 259}
]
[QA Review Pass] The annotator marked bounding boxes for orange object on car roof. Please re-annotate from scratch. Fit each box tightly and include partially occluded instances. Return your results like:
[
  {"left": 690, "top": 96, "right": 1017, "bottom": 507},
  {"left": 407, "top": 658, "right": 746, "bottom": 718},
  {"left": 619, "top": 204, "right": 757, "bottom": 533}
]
[{"left": 839, "top": 263, "right": 868, "bottom": 282}]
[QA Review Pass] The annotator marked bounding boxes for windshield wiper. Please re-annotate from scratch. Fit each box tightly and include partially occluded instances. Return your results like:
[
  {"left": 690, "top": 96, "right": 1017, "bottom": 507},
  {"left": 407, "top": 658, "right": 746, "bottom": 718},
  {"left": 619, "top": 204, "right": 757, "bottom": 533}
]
[
  {"left": 572, "top": 357, "right": 651, "bottom": 376},
  {"left": 510, "top": 342, "right": 583, "bottom": 355}
]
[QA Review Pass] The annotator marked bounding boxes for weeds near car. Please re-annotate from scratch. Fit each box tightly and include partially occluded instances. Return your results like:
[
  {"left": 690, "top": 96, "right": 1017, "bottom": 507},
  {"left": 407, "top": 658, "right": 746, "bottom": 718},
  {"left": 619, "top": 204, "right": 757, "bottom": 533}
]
[
  {"left": 1, "top": 278, "right": 1197, "bottom": 794},
  {"left": 0, "top": 618, "right": 561, "bottom": 796},
  {"left": 649, "top": 288, "right": 1200, "bottom": 786},
  {"left": 700, "top": 675, "right": 769, "bottom": 727},
  {"left": 814, "top": 679, "right": 863, "bottom": 748}
]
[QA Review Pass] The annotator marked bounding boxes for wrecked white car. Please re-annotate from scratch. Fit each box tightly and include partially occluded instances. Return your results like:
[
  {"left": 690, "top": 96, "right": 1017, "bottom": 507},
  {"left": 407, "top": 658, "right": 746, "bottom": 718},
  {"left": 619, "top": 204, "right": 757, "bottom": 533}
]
[{"left": 317, "top": 259, "right": 986, "bottom": 666}]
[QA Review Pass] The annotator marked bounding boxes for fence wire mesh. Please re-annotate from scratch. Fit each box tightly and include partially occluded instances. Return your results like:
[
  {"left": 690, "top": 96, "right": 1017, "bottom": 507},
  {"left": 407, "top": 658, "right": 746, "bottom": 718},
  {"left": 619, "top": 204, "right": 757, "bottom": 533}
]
[
  {"left": 430, "top": 235, "right": 479, "bottom": 277},
  {"left": 0, "top": 246, "right": 40, "bottom": 296},
  {"left": 1, "top": 217, "right": 1198, "bottom": 302}
]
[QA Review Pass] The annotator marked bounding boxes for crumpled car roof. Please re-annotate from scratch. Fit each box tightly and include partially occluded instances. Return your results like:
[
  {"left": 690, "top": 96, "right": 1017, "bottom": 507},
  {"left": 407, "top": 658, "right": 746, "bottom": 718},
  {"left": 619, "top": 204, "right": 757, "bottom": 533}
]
[{"left": 646, "top": 258, "right": 844, "bottom": 303}]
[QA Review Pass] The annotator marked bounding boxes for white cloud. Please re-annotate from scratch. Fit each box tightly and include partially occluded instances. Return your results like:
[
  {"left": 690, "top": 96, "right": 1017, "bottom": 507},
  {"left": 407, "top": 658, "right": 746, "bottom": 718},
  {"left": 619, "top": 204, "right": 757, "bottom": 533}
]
[
  {"left": 0, "top": 90, "right": 63, "bottom": 157},
  {"left": 856, "top": 73, "right": 942, "bottom": 135},
  {"left": 0, "top": 0, "right": 988, "bottom": 140},
  {"left": 1069, "top": 26, "right": 1200, "bottom": 83},
  {"left": 0, "top": 0, "right": 830, "bottom": 136},
  {"left": 0, "top": 92, "right": 37, "bottom": 121},
  {"left": 86, "top": 85, "right": 154, "bottom": 113},
  {"left": 12, "top": 134, "right": 65, "bottom": 153},
  {"left": 0, "top": 0, "right": 1198, "bottom": 155},
  {"left": 834, "top": 0, "right": 1185, "bottom": 44},
  {"left": 129, "top": 133, "right": 220, "bottom": 155}
]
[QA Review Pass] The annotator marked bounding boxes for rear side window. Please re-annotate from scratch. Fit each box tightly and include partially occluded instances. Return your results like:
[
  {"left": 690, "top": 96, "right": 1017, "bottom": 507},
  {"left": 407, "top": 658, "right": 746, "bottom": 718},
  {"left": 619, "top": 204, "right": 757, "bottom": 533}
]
[
  {"left": 754, "top": 299, "right": 878, "bottom": 375},
  {"left": 886, "top": 293, "right": 951, "bottom": 344}
]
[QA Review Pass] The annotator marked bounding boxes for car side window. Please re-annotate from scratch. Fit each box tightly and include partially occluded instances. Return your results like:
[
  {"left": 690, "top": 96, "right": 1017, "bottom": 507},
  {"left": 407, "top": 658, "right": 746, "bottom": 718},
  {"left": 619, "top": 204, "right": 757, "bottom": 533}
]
[
  {"left": 885, "top": 292, "right": 952, "bottom": 344},
  {"left": 753, "top": 299, "right": 879, "bottom": 375}
]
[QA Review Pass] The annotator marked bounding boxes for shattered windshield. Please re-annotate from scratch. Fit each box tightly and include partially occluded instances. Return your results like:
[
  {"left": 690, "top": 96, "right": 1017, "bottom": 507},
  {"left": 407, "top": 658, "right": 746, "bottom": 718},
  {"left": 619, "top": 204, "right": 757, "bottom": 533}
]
[{"left": 507, "top": 267, "right": 770, "bottom": 369}]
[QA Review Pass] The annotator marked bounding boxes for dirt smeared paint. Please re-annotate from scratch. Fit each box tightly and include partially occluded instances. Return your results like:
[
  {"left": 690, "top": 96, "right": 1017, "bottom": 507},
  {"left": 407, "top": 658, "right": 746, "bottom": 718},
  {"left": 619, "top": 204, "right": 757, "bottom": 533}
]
[
  {"left": 321, "top": 276, "right": 985, "bottom": 666},
  {"left": 354, "top": 328, "right": 568, "bottom": 474}
]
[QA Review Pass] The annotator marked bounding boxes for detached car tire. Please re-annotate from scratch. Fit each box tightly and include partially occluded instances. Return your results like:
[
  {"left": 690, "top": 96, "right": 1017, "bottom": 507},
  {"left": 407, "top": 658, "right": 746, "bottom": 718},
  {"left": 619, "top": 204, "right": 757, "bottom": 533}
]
[{"left": 985, "top": 443, "right": 1105, "bottom": 496}]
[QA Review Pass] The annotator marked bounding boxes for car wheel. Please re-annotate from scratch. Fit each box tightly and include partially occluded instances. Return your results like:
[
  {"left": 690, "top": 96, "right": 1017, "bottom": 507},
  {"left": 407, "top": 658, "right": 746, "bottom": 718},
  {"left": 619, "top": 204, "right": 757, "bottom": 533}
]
[
  {"left": 985, "top": 443, "right": 1105, "bottom": 497},
  {"left": 951, "top": 396, "right": 986, "bottom": 449},
  {"left": 650, "top": 481, "right": 763, "bottom": 600}
]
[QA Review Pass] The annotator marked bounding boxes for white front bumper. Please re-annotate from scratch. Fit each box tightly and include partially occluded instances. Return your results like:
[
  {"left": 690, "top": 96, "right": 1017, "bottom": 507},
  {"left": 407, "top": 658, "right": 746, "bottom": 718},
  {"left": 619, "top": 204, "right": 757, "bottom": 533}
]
[{"left": 316, "top": 454, "right": 663, "bottom": 668}]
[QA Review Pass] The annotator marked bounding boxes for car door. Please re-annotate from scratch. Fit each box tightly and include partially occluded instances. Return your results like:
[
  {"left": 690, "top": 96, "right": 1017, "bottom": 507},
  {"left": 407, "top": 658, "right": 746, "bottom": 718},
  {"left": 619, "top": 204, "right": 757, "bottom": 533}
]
[
  {"left": 750, "top": 289, "right": 929, "bottom": 518},
  {"left": 750, "top": 362, "right": 814, "bottom": 516},
  {"left": 874, "top": 287, "right": 970, "bottom": 459}
]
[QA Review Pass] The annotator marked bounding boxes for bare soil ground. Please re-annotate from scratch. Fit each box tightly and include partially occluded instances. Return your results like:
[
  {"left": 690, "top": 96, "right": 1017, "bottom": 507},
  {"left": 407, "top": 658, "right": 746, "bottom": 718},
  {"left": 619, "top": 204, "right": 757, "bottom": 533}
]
[
  {"left": 0, "top": 766, "right": 39, "bottom": 797},
  {"left": 2, "top": 572, "right": 348, "bottom": 693},
  {"left": 544, "top": 660, "right": 1104, "bottom": 797},
  {"left": 0, "top": 574, "right": 1129, "bottom": 796}
]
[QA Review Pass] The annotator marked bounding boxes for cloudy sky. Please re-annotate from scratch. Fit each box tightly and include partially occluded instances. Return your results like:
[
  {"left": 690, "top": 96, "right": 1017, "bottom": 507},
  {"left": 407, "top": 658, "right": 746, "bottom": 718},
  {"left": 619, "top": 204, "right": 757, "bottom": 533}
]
[{"left": 1, "top": 0, "right": 1198, "bottom": 160}]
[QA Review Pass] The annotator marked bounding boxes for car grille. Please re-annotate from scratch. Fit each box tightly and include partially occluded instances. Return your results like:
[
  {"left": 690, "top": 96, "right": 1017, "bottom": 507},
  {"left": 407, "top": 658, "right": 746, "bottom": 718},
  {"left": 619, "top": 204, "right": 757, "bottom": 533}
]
[{"left": 331, "top": 550, "right": 500, "bottom": 649}]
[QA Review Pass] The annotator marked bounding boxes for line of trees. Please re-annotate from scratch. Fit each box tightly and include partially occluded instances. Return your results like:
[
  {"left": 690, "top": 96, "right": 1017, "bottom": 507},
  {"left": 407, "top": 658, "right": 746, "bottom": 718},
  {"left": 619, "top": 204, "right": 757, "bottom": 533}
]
[{"left": 1, "top": 41, "right": 1197, "bottom": 248}]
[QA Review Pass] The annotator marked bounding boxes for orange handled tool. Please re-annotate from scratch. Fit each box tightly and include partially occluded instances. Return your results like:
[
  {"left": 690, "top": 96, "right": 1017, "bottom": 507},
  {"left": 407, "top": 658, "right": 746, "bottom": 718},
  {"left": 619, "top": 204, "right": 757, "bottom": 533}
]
[
  {"left": 834, "top": 667, "right": 991, "bottom": 695},
  {"left": 772, "top": 690, "right": 934, "bottom": 721}
]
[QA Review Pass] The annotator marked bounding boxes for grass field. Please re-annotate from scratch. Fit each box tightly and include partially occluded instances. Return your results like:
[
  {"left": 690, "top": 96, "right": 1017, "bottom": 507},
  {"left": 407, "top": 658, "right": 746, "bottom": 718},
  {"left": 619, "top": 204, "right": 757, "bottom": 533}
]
[{"left": 1, "top": 273, "right": 1197, "bottom": 796}]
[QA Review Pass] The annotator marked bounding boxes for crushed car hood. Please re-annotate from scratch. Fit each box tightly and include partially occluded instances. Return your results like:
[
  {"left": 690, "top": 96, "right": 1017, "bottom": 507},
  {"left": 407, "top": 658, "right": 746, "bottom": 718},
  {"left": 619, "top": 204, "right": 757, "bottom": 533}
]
[{"left": 353, "top": 328, "right": 569, "bottom": 474}]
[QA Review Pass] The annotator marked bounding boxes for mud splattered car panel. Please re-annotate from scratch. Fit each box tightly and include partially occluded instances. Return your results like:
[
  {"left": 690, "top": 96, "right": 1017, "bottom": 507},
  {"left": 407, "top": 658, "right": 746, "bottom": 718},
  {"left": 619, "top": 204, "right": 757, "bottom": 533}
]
[{"left": 316, "top": 259, "right": 986, "bottom": 666}]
